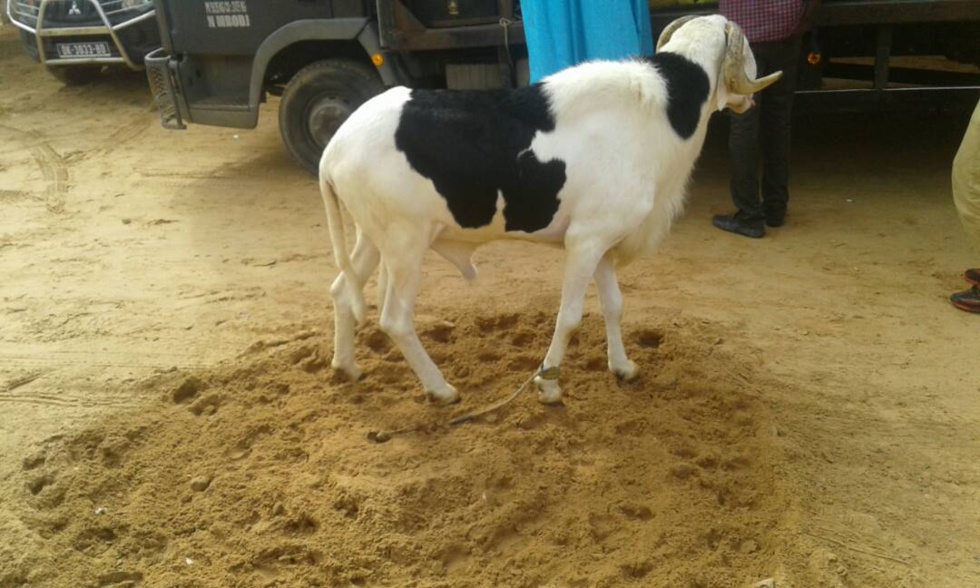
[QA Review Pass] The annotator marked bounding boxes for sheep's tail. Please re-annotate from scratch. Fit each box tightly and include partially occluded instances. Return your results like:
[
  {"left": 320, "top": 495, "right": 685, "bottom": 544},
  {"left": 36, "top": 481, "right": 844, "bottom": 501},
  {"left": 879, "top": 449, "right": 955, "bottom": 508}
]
[{"left": 320, "top": 175, "right": 366, "bottom": 326}]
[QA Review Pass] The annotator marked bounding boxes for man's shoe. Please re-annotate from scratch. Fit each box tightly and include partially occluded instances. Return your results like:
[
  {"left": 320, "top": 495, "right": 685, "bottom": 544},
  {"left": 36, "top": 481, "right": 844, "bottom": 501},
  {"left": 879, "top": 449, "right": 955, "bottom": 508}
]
[
  {"left": 950, "top": 286, "right": 980, "bottom": 313},
  {"left": 765, "top": 211, "right": 786, "bottom": 228},
  {"left": 712, "top": 213, "right": 765, "bottom": 238},
  {"left": 965, "top": 268, "right": 980, "bottom": 286}
]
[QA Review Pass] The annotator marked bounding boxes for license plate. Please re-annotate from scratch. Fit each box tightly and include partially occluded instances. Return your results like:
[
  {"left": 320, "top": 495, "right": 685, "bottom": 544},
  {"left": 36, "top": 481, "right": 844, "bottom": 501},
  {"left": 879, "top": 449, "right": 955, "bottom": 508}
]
[{"left": 56, "top": 42, "right": 111, "bottom": 58}]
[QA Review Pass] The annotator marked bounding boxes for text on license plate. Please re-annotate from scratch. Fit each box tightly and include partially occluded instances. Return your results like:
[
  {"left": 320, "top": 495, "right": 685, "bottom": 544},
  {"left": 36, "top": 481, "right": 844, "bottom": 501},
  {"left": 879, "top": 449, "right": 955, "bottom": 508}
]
[{"left": 56, "top": 42, "right": 111, "bottom": 58}]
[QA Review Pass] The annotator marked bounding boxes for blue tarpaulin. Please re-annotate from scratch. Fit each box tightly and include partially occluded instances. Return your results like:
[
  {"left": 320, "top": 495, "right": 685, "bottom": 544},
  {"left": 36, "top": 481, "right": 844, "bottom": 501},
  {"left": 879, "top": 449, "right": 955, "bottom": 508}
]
[{"left": 522, "top": 0, "right": 655, "bottom": 83}]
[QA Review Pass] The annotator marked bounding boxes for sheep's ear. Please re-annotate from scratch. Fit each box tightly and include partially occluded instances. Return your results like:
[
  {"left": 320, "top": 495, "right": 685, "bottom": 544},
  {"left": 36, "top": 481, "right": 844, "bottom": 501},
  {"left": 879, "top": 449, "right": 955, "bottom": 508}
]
[{"left": 723, "top": 22, "right": 783, "bottom": 94}]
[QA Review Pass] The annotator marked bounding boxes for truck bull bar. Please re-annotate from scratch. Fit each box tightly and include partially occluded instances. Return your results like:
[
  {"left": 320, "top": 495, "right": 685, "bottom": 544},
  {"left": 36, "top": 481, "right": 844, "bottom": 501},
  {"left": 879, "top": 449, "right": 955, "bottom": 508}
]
[{"left": 6, "top": 0, "right": 156, "bottom": 70}]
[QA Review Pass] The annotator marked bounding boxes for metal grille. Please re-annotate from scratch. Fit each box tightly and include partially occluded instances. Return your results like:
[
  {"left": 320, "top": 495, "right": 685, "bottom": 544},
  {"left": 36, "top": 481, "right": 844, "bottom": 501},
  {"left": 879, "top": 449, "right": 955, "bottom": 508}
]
[
  {"left": 10, "top": 0, "right": 154, "bottom": 28},
  {"left": 42, "top": 0, "right": 103, "bottom": 26}
]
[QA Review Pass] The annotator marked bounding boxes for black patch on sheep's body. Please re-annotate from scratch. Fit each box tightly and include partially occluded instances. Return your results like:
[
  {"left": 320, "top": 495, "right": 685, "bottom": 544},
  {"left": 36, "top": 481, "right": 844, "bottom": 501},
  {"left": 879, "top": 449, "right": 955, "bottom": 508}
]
[
  {"left": 394, "top": 85, "right": 566, "bottom": 233},
  {"left": 648, "top": 52, "right": 710, "bottom": 139}
]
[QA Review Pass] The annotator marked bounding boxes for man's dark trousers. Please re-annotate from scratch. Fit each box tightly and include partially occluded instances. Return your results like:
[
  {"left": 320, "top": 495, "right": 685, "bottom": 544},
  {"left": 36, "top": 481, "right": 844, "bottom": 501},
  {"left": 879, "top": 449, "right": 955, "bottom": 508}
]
[{"left": 728, "top": 36, "right": 802, "bottom": 224}]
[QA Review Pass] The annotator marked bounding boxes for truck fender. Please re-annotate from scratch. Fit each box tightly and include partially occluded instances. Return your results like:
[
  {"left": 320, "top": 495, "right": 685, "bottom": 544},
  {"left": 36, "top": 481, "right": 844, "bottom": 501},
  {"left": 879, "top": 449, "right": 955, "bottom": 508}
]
[{"left": 249, "top": 18, "right": 399, "bottom": 113}]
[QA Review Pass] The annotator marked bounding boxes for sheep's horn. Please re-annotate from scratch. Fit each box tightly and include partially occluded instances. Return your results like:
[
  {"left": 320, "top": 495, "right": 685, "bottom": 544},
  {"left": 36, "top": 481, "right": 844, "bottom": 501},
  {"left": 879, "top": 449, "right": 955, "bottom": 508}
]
[
  {"left": 656, "top": 15, "right": 698, "bottom": 52},
  {"left": 724, "top": 22, "right": 782, "bottom": 95}
]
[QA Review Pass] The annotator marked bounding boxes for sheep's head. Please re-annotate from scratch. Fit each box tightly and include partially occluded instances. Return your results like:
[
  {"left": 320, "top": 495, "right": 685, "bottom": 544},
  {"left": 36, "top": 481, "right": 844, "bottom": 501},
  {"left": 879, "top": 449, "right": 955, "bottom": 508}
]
[{"left": 657, "top": 16, "right": 782, "bottom": 114}]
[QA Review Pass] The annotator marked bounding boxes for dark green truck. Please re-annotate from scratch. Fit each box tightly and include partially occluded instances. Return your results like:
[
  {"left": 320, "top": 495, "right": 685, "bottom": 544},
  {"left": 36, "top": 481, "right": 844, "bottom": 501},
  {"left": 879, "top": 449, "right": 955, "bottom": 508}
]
[{"left": 145, "top": 0, "right": 980, "bottom": 174}]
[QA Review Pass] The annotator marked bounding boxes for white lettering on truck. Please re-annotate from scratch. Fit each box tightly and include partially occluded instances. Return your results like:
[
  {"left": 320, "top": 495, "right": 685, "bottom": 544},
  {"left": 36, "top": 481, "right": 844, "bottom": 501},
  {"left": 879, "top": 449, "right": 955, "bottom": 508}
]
[{"left": 204, "top": 1, "right": 251, "bottom": 28}]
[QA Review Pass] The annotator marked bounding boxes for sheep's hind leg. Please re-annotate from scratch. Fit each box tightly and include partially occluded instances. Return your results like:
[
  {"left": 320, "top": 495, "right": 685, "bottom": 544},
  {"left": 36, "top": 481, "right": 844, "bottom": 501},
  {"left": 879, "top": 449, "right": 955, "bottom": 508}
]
[
  {"left": 594, "top": 252, "right": 638, "bottom": 381},
  {"left": 379, "top": 245, "right": 459, "bottom": 405},
  {"left": 330, "top": 231, "right": 380, "bottom": 381}
]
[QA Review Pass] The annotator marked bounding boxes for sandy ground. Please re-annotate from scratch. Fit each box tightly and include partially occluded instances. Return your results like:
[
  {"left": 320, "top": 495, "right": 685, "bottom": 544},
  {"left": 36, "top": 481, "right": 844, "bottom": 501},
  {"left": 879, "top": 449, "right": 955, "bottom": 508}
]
[{"left": 1, "top": 25, "right": 979, "bottom": 588}]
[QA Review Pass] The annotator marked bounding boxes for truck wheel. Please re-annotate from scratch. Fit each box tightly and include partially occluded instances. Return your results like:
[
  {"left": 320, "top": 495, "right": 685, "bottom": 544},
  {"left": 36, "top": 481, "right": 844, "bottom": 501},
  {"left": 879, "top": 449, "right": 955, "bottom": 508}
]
[
  {"left": 279, "top": 59, "right": 384, "bottom": 176},
  {"left": 46, "top": 66, "right": 103, "bottom": 86}
]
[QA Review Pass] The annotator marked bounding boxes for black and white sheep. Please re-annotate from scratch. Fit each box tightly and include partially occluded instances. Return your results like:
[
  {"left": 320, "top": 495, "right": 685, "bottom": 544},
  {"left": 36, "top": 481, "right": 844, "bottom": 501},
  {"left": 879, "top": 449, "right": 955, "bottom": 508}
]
[{"left": 320, "top": 15, "right": 781, "bottom": 405}]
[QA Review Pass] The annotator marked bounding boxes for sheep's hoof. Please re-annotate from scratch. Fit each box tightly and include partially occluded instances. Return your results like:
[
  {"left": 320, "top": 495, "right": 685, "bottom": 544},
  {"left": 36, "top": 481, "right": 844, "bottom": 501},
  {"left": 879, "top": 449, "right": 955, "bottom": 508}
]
[
  {"left": 534, "top": 376, "right": 563, "bottom": 405},
  {"left": 426, "top": 384, "right": 460, "bottom": 406},
  {"left": 332, "top": 361, "right": 363, "bottom": 382},
  {"left": 612, "top": 360, "right": 639, "bottom": 382}
]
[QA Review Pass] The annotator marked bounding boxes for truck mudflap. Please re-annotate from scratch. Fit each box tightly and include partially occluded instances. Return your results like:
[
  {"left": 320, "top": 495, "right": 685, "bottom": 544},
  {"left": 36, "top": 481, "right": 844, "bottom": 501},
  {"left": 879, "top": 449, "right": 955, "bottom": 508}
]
[{"left": 145, "top": 48, "right": 186, "bottom": 130}]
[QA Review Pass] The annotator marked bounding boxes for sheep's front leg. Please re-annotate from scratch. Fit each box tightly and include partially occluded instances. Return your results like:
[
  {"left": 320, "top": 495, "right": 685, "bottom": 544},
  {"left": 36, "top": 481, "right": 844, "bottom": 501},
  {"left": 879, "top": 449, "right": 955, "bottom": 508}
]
[
  {"left": 378, "top": 248, "right": 460, "bottom": 405},
  {"left": 536, "top": 244, "right": 608, "bottom": 404},
  {"left": 594, "top": 253, "right": 638, "bottom": 381},
  {"left": 331, "top": 232, "right": 380, "bottom": 381}
]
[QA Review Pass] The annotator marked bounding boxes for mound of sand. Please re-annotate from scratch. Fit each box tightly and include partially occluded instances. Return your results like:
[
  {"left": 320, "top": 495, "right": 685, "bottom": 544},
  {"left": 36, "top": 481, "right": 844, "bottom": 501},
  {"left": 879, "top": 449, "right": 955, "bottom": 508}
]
[{"left": 5, "top": 311, "right": 795, "bottom": 587}]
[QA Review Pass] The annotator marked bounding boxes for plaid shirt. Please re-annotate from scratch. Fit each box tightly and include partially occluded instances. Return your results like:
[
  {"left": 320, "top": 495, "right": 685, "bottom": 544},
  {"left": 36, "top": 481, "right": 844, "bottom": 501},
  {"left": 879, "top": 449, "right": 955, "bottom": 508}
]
[{"left": 719, "top": 0, "right": 806, "bottom": 43}]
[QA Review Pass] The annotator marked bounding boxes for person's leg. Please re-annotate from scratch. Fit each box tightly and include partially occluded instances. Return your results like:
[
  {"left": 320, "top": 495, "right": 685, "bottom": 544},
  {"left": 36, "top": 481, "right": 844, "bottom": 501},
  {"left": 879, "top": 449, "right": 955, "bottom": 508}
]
[
  {"left": 758, "top": 37, "right": 802, "bottom": 227},
  {"left": 728, "top": 93, "right": 763, "bottom": 221},
  {"left": 523, "top": 0, "right": 576, "bottom": 82},
  {"left": 952, "top": 101, "right": 980, "bottom": 254},
  {"left": 950, "top": 100, "right": 980, "bottom": 313},
  {"left": 632, "top": 0, "right": 654, "bottom": 57},
  {"left": 713, "top": 46, "right": 766, "bottom": 238},
  {"left": 579, "top": 0, "right": 653, "bottom": 61}
]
